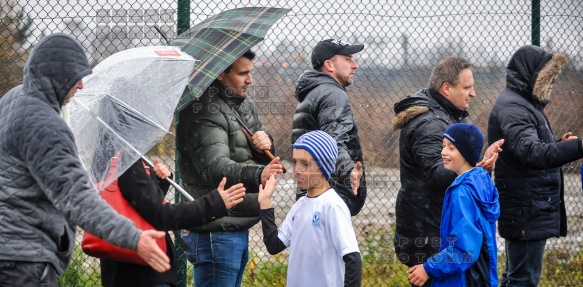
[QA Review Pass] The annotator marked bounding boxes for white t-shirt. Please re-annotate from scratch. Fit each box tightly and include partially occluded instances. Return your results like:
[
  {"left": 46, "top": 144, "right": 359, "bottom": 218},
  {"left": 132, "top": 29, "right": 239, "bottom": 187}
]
[{"left": 278, "top": 188, "right": 360, "bottom": 287}]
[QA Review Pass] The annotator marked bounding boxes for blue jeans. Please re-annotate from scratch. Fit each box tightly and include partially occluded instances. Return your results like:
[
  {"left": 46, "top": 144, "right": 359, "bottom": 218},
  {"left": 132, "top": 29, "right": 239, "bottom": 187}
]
[
  {"left": 500, "top": 238, "right": 547, "bottom": 287},
  {"left": 182, "top": 230, "right": 249, "bottom": 287}
]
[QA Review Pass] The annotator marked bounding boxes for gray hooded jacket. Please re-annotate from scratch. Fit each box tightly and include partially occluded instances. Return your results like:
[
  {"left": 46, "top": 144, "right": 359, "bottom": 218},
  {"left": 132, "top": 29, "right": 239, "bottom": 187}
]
[{"left": 0, "top": 33, "right": 141, "bottom": 274}]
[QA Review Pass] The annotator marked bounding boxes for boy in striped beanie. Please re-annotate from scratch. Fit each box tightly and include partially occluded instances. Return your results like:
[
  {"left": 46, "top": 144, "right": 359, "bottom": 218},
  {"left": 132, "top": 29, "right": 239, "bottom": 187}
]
[{"left": 258, "top": 130, "right": 362, "bottom": 286}]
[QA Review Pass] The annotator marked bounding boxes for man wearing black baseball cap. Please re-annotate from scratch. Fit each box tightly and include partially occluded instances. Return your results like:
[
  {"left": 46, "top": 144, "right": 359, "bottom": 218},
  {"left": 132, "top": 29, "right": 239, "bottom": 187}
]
[
  {"left": 311, "top": 39, "right": 364, "bottom": 70},
  {"left": 291, "top": 39, "right": 367, "bottom": 216}
]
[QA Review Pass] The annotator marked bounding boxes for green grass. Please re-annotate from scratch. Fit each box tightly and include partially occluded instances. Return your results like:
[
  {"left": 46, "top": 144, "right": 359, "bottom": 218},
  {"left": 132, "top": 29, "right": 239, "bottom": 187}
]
[
  {"left": 58, "top": 244, "right": 101, "bottom": 287},
  {"left": 539, "top": 249, "right": 583, "bottom": 287},
  {"left": 243, "top": 253, "right": 288, "bottom": 286},
  {"left": 361, "top": 228, "right": 410, "bottom": 286},
  {"left": 242, "top": 228, "right": 411, "bottom": 286},
  {"left": 59, "top": 235, "right": 583, "bottom": 287}
]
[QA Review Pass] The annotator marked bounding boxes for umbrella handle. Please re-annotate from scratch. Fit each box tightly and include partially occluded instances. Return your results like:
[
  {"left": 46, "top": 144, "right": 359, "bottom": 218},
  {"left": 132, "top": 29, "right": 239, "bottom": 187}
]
[
  {"left": 140, "top": 156, "right": 194, "bottom": 201},
  {"left": 262, "top": 149, "right": 286, "bottom": 173},
  {"left": 237, "top": 120, "right": 286, "bottom": 173},
  {"left": 164, "top": 178, "right": 195, "bottom": 202}
]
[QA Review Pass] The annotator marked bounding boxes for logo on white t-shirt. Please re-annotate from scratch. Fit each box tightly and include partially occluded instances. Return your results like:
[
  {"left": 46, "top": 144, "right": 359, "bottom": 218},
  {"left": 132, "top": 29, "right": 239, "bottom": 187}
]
[{"left": 312, "top": 211, "right": 321, "bottom": 227}]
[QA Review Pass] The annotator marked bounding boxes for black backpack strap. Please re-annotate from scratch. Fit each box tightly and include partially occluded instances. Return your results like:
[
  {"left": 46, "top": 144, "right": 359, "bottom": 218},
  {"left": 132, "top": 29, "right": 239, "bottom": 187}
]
[{"left": 172, "top": 230, "right": 190, "bottom": 251}]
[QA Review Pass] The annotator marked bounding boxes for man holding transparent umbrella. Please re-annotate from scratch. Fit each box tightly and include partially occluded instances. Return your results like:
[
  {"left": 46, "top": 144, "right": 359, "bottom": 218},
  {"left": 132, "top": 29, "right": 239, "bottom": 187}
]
[
  {"left": 0, "top": 33, "right": 170, "bottom": 286},
  {"left": 177, "top": 50, "right": 284, "bottom": 287}
]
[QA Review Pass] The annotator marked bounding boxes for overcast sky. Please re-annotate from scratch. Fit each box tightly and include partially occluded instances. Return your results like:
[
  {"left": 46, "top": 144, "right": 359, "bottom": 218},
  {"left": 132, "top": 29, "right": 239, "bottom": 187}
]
[{"left": 22, "top": 0, "right": 583, "bottom": 68}]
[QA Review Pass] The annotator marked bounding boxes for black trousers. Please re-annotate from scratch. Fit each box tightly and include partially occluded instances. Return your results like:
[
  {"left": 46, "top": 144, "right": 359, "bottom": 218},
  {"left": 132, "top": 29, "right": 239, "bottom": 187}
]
[{"left": 0, "top": 261, "right": 57, "bottom": 287}]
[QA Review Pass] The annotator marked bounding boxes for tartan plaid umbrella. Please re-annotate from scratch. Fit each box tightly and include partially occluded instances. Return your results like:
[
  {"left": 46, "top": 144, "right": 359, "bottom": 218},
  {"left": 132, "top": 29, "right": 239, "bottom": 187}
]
[{"left": 169, "top": 6, "right": 290, "bottom": 110}]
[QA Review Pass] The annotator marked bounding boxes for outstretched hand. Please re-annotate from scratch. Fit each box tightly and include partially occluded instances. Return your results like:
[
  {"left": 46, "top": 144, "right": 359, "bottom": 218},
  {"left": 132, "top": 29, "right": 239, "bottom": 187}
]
[
  {"left": 476, "top": 139, "right": 504, "bottom": 171},
  {"left": 216, "top": 177, "right": 246, "bottom": 210},
  {"left": 350, "top": 161, "right": 363, "bottom": 196},
  {"left": 136, "top": 230, "right": 170, "bottom": 273},
  {"left": 258, "top": 174, "right": 277, "bottom": 209},
  {"left": 261, "top": 157, "right": 284, "bottom": 185}
]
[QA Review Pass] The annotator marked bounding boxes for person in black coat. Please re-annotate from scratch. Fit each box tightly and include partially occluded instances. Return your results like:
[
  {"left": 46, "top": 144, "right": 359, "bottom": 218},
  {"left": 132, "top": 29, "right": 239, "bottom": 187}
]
[
  {"left": 100, "top": 159, "right": 246, "bottom": 287},
  {"left": 488, "top": 45, "right": 583, "bottom": 287},
  {"left": 292, "top": 39, "right": 366, "bottom": 216}
]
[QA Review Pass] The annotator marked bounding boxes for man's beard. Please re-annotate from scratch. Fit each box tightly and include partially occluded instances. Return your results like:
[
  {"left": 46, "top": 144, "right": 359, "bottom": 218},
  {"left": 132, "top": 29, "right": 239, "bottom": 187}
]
[{"left": 341, "top": 76, "right": 353, "bottom": 87}]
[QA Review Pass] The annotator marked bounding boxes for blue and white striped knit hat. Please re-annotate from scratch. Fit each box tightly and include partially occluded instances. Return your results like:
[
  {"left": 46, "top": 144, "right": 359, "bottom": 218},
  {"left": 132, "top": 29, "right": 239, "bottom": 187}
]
[{"left": 292, "top": 130, "right": 338, "bottom": 180}]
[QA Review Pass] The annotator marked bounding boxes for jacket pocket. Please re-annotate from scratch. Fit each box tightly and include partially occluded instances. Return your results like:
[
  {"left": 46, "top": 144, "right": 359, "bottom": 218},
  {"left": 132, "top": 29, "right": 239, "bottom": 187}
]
[
  {"left": 530, "top": 195, "right": 558, "bottom": 224},
  {"left": 498, "top": 201, "right": 527, "bottom": 240},
  {"left": 57, "top": 229, "right": 70, "bottom": 253}
]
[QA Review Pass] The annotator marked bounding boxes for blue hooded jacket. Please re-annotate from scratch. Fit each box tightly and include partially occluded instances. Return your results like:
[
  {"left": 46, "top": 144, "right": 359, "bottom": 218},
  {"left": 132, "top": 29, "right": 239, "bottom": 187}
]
[{"left": 424, "top": 167, "right": 500, "bottom": 287}]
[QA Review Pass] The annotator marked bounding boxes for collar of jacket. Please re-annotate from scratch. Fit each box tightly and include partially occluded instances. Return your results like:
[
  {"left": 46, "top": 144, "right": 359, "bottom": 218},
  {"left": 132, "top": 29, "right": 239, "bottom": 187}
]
[
  {"left": 392, "top": 88, "right": 468, "bottom": 130},
  {"left": 428, "top": 88, "right": 468, "bottom": 121},
  {"left": 294, "top": 70, "right": 346, "bottom": 102},
  {"left": 206, "top": 81, "right": 246, "bottom": 107}
]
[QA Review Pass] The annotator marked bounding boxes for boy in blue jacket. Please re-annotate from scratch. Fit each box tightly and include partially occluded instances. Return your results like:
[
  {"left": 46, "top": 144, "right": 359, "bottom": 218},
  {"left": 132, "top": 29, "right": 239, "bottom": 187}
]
[{"left": 407, "top": 123, "right": 500, "bottom": 287}]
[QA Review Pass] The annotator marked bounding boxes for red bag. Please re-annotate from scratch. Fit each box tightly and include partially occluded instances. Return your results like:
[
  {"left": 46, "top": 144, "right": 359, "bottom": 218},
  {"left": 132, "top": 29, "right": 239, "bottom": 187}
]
[{"left": 82, "top": 154, "right": 167, "bottom": 265}]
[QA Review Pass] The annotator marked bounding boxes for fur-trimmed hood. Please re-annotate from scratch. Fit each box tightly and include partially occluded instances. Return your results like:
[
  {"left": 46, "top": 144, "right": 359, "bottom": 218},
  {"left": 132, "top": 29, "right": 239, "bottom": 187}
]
[
  {"left": 392, "top": 89, "right": 434, "bottom": 130},
  {"left": 392, "top": 88, "right": 467, "bottom": 130},
  {"left": 506, "top": 45, "right": 568, "bottom": 104},
  {"left": 392, "top": 105, "right": 429, "bottom": 130}
]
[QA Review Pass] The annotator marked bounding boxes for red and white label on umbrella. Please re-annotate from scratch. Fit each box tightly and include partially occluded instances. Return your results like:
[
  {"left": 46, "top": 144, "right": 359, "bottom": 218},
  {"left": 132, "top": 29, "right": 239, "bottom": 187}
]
[{"left": 154, "top": 50, "right": 181, "bottom": 57}]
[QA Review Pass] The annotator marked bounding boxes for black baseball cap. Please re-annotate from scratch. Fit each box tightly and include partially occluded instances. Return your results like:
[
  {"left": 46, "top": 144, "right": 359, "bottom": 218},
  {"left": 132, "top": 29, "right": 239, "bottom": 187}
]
[{"left": 311, "top": 39, "right": 364, "bottom": 70}]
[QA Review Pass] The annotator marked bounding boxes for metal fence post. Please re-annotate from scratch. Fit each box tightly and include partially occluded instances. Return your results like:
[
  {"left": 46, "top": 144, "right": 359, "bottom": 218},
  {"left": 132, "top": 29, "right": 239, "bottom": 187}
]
[
  {"left": 175, "top": 2, "right": 190, "bottom": 287},
  {"left": 177, "top": 0, "right": 190, "bottom": 35},
  {"left": 532, "top": 0, "right": 540, "bottom": 46}
]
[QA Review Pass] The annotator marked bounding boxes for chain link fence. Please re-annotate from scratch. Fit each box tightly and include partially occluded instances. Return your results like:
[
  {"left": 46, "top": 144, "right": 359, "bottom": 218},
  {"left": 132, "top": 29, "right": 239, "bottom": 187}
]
[{"left": 2, "top": 0, "right": 583, "bottom": 286}]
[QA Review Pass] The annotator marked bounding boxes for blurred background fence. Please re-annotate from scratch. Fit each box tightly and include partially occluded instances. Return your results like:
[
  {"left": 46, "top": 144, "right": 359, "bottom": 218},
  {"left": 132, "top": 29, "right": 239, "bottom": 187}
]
[{"left": 2, "top": 0, "right": 583, "bottom": 286}]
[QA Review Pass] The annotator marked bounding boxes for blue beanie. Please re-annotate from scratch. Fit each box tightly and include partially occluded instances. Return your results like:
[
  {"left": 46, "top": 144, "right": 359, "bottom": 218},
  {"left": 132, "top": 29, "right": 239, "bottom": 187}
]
[
  {"left": 443, "top": 123, "right": 484, "bottom": 167},
  {"left": 292, "top": 130, "right": 338, "bottom": 180}
]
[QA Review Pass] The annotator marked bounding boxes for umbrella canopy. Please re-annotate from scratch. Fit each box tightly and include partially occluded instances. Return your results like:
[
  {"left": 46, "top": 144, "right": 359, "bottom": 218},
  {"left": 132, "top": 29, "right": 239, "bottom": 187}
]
[
  {"left": 169, "top": 6, "right": 290, "bottom": 110},
  {"left": 68, "top": 46, "right": 196, "bottom": 193}
]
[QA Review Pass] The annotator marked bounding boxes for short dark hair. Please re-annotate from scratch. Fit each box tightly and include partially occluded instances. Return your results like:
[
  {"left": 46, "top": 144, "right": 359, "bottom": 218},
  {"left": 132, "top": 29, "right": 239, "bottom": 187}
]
[
  {"left": 428, "top": 56, "right": 472, "bottom": 91},
  {"left": 223, "top": 50, "right": 256, "bottom": 74}
]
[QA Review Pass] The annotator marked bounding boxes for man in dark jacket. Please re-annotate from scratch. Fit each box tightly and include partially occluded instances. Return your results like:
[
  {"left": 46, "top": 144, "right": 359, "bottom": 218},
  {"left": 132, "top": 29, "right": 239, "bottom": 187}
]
[
  {"left": 176, "top": 50, "right": 283, "bottom": 287},
  {"left": 0, "top": 33, "right": 170, "bottom": 286},
  {"left": 292, "top": 39, "right": 367, "bottom": 216},
  {"left": 488, "top": 45, "right": 583, "bottom": 287},
  {"left": 393, "top": 56, "right": 502, "bottom": 287}
]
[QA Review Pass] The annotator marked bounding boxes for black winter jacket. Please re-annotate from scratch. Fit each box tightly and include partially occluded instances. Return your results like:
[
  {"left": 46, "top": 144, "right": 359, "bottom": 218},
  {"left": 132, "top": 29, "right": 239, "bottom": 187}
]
[
  {"left": 392, "top": 88, "right": 468, "bottom": 267},
  {"left": 488, "top": 45, "right": 583, "bottom": 241},
  {"left": 292, "top": 71, "right": 367, "bottom": 216},
  {"left": 176, "top": 82, "right": 274, "bottom": 232},
  {"left": 100, "top": 160, "right": 227, "bottom": 286}
]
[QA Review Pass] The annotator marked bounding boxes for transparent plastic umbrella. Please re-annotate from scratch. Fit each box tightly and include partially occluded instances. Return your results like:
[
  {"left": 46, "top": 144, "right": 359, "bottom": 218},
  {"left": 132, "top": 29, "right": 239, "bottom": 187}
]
[{"left": 67, "top": 46, "right": 196, "bottom": 200}]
